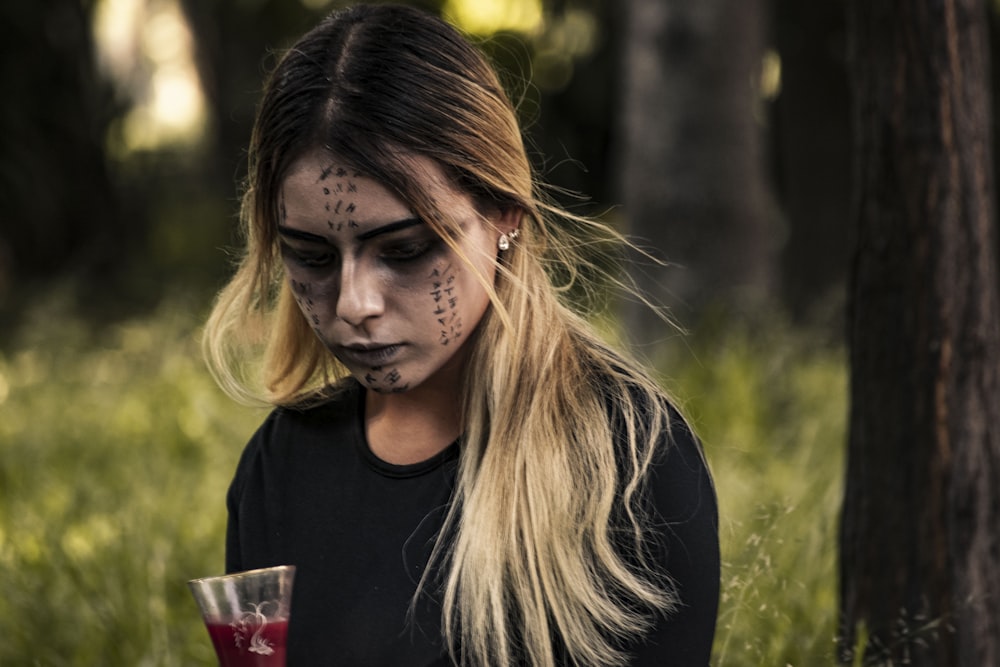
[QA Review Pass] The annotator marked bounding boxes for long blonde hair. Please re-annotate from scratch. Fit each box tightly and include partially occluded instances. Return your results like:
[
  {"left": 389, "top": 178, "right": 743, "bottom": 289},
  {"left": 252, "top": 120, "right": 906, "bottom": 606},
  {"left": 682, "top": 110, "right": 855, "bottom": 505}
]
[{"left": 204, "top": 5, "right": 679, "bottom": 665}]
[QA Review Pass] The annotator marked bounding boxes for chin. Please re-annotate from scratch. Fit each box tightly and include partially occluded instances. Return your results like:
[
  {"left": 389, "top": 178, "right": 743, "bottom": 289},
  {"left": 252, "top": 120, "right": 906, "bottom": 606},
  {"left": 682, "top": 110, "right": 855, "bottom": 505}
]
[{"left": 369, "top": 384, "right": 412, "bottom": 394}]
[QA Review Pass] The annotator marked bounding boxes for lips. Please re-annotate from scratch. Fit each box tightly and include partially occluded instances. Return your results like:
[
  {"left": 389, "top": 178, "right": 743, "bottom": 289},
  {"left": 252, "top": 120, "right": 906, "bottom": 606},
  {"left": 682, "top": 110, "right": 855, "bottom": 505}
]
[{"left": 334, "top": 343, "right": 403, "bottom": 367}]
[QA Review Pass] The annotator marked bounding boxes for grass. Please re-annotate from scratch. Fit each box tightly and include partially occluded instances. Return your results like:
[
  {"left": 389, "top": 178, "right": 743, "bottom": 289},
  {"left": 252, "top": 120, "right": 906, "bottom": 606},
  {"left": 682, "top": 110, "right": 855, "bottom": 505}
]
[
  {"left": 0, "top": 295, "right": 845, "bottom": 665},
  {"left": 667, "top": 317, "right": 846, "bottom": 665},
  {"left": 0, "top": 294, "right": 265, "bottom": 666}
]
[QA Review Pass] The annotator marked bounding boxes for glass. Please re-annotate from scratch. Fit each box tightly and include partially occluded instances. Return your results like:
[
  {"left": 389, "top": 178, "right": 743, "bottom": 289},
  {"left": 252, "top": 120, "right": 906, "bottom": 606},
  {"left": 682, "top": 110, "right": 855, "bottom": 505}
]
[{"left": 188, "top": 565, "right": 296, "bottom": 667}]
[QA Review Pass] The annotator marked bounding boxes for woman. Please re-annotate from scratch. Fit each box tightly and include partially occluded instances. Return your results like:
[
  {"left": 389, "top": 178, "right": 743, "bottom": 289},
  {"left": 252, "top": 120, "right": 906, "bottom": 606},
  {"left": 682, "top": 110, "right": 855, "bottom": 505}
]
[{"left": 204, "top": 4, "right": 719, "bottom": 665}]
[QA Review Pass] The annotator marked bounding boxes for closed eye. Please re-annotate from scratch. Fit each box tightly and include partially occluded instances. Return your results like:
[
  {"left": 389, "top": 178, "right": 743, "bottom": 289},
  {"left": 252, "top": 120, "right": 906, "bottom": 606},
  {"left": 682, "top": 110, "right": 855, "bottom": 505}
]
[
  {"left": 381, "top": 239, "right": 436, "bottom": 262},
  {"left": 280, "top": 244, "right": 337, "bottom": 269}
]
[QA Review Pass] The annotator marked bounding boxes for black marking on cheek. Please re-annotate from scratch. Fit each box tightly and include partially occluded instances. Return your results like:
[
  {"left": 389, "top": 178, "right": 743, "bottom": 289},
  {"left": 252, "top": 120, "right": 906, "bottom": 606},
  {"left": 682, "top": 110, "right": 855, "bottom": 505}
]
[
  {"left": 348, "top": 220, "right": 358, "bottom": 228},
  {"left": 345, "top": 202, "right": 356, "bottom": 214},
  {"left": 347, "top": 182, "right": 357, "bottom": 193},
  {"left": 336, "top": 167, "right": 348, "bottom": 178},
  {"left": 323, "top": 187, "right": 331, "bottom": 195},
  {"left": 319, "top": 164, "right": 334, "bottom": 181},
  {"left": 389, "top": 384, "right": 409, "bottom": 394},
  {"left": 335, "top": 200, "right": 342, "bottom": 214},
  {"left": 363, "top": 367, "right": 402, "bottom": 391},
  {"left": 430, "top": 263, "right": 462, "bottom": 346}
]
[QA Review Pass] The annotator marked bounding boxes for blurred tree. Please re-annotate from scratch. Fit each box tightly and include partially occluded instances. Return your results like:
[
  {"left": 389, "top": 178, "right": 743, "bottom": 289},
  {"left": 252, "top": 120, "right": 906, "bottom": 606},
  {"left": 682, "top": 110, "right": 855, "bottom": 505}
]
[
  {"left": 614, "top": 0, "right": 776, "bottom": 343},
  {"left": 0, "top": 0, "right": 126, "bottom": 319},
  {"left": 840, "top": 0, "right": 1000, "bottom": 664},
  {"left": 770, "top": 0, "right": 851, "bottom": 320}
]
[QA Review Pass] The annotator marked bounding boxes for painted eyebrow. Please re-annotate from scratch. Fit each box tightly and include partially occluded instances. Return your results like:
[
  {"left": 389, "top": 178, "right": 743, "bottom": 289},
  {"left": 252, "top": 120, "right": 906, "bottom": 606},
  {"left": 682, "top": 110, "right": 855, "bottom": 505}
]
[
  {"left": 276, "top": 218, "right": 425, "bottom": 245},
  {"left": 277, "top": 226, "right": 328, "bottom": 244},
  {"left": 356, "top": 217, "right": 424, "bottom": 241}
]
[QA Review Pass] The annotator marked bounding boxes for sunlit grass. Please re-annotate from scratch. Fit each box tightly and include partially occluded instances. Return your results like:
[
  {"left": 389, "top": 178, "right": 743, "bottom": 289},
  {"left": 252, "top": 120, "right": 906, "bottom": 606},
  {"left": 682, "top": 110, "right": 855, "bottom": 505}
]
[
  {"left": 0, "top": 294, "right": 264, "bottom": 665},
  {"left": 0, "top": 296, "right": 844, "bottom": 665},
  {"left": 667, "top": 317, "right": 845, "bottom": 665}
]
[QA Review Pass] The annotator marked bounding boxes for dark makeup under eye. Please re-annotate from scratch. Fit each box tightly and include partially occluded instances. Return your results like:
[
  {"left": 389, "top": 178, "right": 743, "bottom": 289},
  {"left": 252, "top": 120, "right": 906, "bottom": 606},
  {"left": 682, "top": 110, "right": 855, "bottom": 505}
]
[
  {"left": 278, "top": 234, "right": 443, "bottom": 272},
  {"left": 280, "top": 243, "right": 337, "bottom": 269},
  {"left": 379, "top": 237, "right": 441, "bottom": 263}
]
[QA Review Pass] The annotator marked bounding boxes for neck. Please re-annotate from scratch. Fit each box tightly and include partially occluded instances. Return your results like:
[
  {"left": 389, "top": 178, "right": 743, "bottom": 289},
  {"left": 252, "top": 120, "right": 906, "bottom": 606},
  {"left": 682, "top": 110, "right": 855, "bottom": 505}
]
[{"left": 363, "top": 362, "right": 464, "bottom": 466}]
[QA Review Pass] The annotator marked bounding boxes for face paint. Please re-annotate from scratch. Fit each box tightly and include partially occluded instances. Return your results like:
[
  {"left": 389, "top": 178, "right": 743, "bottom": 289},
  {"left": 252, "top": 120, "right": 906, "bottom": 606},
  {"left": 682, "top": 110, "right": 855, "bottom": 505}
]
[
  {"left": 430, "top": 263, "right": 463, "bottom": 346},
  {"left": 278, "top": 151, "right": 502, "bottom": 395}
]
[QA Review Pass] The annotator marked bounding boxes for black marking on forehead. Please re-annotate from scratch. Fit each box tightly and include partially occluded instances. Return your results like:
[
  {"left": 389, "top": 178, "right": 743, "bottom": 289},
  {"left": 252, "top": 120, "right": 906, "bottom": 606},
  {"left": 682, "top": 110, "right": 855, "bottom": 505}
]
[{"left": 318, "top": 164, "right": 362, "bottom": 182}]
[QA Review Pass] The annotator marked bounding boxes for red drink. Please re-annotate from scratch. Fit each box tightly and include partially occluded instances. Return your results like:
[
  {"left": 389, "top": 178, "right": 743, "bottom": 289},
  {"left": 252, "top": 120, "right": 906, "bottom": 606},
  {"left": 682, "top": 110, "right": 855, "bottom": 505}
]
[{"left": 204, "top": 619, "right": 288, "bottom": 667}]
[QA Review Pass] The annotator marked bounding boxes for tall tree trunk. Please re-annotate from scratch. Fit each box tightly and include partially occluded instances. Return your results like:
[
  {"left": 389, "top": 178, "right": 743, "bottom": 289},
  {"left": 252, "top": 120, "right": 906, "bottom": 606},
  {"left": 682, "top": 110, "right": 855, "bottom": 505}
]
[
  {"left": 841, "top": 0, "right": 1000, "bottom": 664},
  {"left": 0, "top": 0, "right": 123, "bottom": 312},
  {"left": 771, "top": 0, "right": 852, "bottom": 319},
  {"left": 615, "top": 0, "right": 775, "bottom": 343}
]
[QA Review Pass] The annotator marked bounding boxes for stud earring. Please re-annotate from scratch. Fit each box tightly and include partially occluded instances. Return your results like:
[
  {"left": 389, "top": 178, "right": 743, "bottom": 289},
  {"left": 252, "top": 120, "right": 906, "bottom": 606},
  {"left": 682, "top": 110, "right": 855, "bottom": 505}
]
[{"left": 498, "top": 229, "right": 520, "bottom": 251}]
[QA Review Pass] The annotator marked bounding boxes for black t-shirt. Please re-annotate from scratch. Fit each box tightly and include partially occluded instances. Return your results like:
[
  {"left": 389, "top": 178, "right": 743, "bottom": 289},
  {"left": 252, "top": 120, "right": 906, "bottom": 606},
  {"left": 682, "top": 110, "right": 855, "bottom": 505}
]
[{"left": 226, "top": 379, "right": 719, "bottom": 665}]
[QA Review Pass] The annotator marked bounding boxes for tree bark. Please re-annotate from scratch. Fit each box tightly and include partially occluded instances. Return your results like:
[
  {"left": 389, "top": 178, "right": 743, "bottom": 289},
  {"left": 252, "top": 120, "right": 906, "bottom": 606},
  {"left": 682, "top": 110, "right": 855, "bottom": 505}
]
[
  {"left": 0, "top": 0, "right": 123, "bottom": 309},
  {"left": 615, "top": 0, "right": 775, "bottom": 341},
  {"left": 841, "top": 0, "right": 1000, "bottom": 665}
]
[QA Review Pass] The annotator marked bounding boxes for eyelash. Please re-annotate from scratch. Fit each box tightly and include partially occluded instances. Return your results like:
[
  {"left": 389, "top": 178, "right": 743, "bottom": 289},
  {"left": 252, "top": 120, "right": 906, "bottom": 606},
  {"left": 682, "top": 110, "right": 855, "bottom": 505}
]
[
  {"left": 281, "top": 239, "right": 436, "bottom": 270},
  {"left": 283, "top": 248, "right": 336, "bottom": 269},
  {"left": 381, "top": 239, "right": 435, "bottom": 262}
]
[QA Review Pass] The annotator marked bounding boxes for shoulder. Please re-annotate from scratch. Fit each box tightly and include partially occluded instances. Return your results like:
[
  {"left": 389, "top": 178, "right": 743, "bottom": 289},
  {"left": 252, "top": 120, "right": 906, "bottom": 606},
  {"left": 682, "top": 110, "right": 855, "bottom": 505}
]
[
  {"left": 601, "top": 375, "right": 719, "bottom": 663},
  {"left": 230, "top": 379, "right": 362, "bottom": 485},
  {"left": 649, "top": 405, "right": 716, "bottom": 529},
  {"left": 254, "top": 378, "right": 359, "bottom": 440},
  {"left": 584, "top": 357, "right": 715, "bottom": 520},
  {"left": 584, "top": 359, "right": 719, "bottom": 660}
]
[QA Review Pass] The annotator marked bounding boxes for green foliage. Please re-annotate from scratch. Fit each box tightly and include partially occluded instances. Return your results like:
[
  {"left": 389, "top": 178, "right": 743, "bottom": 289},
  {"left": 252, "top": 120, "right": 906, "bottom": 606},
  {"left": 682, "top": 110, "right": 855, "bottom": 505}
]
[
  {"left": 662, "top": 316, "right": 846, "bottom": 666},
  {"left": 0, "top": 297, "right": 845, "bottom": 665},
  {"left": 0, "top": 295, "right": 265, "bottom": 666}
]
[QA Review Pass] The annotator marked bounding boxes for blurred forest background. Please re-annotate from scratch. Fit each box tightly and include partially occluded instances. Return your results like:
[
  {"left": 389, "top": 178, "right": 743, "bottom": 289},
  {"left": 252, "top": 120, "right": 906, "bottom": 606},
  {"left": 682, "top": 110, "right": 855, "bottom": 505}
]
[
  {"left": 1, "top": 0, "right": 868, "bottom": 324},
  {"left": 0, "top": 0, "right": 995, "bottom": 664}
]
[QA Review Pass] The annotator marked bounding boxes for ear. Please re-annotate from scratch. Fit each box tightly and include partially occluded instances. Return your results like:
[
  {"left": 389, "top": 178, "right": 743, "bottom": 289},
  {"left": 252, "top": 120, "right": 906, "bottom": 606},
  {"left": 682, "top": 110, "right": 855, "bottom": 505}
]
[{"left": 492, "top": 206, "right": 522, "bottom": 236}]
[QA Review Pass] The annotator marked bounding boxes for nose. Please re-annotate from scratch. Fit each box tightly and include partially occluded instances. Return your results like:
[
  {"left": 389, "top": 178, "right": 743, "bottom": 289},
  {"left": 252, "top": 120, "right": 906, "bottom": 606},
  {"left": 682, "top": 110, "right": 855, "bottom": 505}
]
[{"left": 335, "top": 259, "right": 384, "bottom": 327}]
